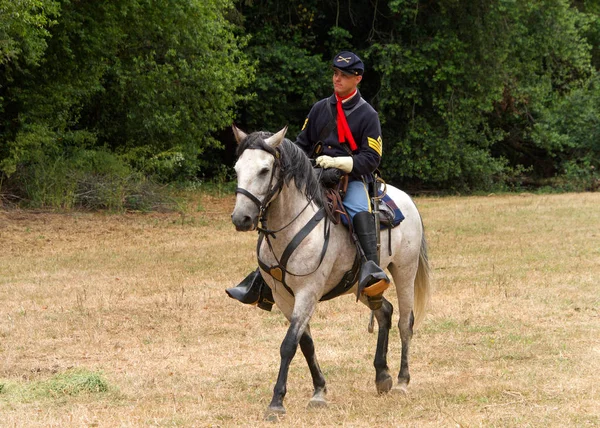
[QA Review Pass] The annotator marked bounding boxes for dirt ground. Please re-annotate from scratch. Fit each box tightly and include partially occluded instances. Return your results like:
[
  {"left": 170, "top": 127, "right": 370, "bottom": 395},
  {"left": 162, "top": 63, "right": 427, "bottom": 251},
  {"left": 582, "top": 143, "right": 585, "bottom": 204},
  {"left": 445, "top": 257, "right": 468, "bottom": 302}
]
[{"left": 1, "top": 192, "right": 599, "bottom": 427}]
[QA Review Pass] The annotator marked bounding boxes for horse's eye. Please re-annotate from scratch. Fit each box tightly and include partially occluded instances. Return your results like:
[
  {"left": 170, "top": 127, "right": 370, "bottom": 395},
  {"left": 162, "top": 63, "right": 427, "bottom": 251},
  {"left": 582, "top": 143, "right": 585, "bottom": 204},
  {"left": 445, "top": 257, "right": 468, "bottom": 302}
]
[{"left": 259, "top": 168, "right": 270, "bottom": 176}]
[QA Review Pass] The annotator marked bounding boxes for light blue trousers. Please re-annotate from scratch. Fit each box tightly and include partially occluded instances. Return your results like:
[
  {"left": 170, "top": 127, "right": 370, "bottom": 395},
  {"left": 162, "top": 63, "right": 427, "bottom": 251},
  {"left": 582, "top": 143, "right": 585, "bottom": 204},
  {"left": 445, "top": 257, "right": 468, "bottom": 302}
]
[{"left": 343, "top": 180, "right": 372, "bottom": 220}]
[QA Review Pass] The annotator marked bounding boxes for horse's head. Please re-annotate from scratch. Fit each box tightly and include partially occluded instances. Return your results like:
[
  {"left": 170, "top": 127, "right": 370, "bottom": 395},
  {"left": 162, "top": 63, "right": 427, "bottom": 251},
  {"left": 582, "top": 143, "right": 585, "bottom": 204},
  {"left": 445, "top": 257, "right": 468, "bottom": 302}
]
[{"left": 231, "top": 125, "right": 288, "bottom": 231}]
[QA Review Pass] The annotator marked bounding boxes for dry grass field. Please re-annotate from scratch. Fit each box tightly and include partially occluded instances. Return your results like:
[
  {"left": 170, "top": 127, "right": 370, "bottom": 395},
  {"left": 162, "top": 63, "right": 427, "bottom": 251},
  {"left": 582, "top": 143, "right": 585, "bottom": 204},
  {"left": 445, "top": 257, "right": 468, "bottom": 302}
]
[{"left": 1, "top": 192, "right": 599, "bottom": 427}]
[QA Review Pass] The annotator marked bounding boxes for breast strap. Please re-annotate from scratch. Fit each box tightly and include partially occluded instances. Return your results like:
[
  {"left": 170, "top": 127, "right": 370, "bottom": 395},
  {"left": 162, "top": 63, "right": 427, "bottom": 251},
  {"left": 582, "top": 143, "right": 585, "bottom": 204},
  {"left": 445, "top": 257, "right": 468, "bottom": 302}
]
[{"left": 257, "top": 207, "right": 330, "bottom": 297}]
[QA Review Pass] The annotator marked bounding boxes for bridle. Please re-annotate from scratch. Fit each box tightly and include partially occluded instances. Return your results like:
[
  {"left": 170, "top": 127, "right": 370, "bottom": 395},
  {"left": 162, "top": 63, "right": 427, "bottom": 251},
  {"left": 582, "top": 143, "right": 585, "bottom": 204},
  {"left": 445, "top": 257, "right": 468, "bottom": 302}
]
[{"left": 234, "top": 149, "right": 283, "bottom": 224}]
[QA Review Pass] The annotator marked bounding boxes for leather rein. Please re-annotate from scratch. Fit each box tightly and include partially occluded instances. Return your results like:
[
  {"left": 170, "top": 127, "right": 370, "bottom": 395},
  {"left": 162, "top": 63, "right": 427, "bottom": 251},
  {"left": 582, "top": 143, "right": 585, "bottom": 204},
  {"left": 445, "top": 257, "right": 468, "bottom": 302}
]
[{"left": 235, "top": 147, "right": 331, "bottom": 297}]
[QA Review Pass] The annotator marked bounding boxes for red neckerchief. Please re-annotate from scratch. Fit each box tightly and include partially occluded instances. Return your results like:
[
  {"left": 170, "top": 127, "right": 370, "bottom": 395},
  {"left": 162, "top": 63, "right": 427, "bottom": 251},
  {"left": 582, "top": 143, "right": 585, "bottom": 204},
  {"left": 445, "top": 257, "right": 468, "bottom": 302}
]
[{"left": 335, "top": 90, "right": 358, "bottom": 151}]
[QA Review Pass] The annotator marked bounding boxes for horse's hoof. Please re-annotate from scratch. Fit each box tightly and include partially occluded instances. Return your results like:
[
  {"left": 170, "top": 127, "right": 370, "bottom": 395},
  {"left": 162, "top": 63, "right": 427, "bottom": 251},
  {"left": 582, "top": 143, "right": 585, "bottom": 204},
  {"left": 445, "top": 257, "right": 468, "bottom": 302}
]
[
  {"left": 391, "top": 384, "right": 409, "bottom": 395},
  {"left": 264, "top": 406, "right": 286, "bottom": 422},
  {"left": 308, "top": 396, "right": 328, "bottom": 408},
  {"left": 376, "top": 375, "right": 393, "bottom": 394}
]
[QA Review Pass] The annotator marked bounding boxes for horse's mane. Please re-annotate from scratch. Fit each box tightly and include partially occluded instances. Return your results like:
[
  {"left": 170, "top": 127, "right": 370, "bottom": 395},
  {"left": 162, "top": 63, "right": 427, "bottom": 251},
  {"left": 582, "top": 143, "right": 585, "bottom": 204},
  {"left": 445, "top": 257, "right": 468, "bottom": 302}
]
[{"left": 237, "top": 132, "right": 324, "bottom": 207}]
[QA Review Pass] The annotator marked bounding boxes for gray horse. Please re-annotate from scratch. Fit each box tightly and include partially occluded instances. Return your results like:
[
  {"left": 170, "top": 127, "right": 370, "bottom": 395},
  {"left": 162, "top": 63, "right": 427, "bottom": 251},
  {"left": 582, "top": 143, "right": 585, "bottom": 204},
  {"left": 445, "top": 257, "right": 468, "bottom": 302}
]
[{"left": 231, "top": 126, "right": 432, "bottom": 418}]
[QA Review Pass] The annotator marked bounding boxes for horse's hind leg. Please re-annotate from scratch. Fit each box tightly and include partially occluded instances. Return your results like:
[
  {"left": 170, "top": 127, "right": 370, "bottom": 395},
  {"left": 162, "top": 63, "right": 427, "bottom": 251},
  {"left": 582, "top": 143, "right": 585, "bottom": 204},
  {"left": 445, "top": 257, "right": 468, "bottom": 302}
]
[
  {"left": 389, "top": 264, "right": 416, "bottom": 394},
  {"left": 300, "top": 325, "right": 327, "bottom": 407},
  {"left": 395, "top": 308, "right": 414, "bottom": 394},
  {"left": 372, "top": 297, "right": 394, "bottom": 394}
]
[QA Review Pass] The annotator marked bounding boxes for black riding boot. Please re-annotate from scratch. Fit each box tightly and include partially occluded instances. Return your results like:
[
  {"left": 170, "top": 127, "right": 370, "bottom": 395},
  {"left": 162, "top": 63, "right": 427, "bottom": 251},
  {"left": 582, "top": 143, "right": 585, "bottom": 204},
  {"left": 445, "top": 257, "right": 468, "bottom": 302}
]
[
  {"left": 225, "top": 269, "right": 275, "bottom": 311},
  {"left": 353, "top": 211, "right": 390, "bottom": 310}
]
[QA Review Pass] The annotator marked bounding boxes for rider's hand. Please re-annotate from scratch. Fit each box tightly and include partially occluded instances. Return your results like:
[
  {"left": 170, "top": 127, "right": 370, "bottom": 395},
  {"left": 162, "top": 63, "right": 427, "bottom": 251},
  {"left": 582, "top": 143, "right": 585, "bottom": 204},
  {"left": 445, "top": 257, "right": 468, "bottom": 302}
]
[{"left": 315, "top": 156, "right": 353, "bottom": 173}]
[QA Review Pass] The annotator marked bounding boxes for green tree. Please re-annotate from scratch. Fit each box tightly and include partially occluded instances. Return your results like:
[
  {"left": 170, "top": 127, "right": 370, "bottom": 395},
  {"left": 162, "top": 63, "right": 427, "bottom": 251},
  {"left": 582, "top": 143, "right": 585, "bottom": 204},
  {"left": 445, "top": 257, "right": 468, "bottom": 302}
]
[
  {"left": 237, "top": 0, "right": 599, "bottom": 191},
  {"left": 80, "top": 0, "right": 254, "bottom": 180},
  {"left": 0, "top": 0, "right": 58, "bottom": 66},
  {"left": 368, "top": 0, "right": 595, "bottom": 190},
  {"left": 0, "top": 0, "right": 59, "bottom": 176},
  {"left": 234, "top": 0, "right": 333, "bottom": 137},
  {"left": 1, "top": 0, "right": 253, "bottom": 195}
]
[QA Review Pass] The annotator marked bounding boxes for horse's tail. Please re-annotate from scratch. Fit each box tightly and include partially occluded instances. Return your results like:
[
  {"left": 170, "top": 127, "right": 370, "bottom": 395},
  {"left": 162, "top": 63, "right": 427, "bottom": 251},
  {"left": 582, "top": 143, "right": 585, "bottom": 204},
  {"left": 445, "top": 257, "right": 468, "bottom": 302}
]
[{"left": 413, "top": 227, "right": 432, "bottom": 329}]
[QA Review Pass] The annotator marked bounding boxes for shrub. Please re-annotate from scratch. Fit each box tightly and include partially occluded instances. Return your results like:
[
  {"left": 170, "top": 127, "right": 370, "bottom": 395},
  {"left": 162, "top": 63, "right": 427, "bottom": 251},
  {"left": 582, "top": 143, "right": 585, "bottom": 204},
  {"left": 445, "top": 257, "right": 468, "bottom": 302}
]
[{"left": 1, "top": 149, "right": 176, "bottom": 211}]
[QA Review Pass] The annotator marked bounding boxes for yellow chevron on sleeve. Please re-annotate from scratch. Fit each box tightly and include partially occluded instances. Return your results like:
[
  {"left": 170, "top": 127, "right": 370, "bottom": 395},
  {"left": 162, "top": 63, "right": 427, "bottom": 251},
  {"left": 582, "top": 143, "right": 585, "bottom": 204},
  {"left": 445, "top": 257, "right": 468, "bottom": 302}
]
[
  {"left": 301, "top": 118, "right": 309, "bottom": 131},
  {"left": 368, "top": 136, "right": 383, "bottom": 156}
]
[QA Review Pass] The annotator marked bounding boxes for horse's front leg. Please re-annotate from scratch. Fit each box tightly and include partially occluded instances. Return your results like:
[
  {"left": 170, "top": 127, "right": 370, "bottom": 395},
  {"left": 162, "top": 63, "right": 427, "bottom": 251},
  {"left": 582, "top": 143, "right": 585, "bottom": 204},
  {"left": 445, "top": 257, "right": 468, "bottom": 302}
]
[
  {"left": 266, "top": 294, "right": 317, "bottom": 419},
  {"left": 300, "top": 325, "right": 327, "bottom": 407}
]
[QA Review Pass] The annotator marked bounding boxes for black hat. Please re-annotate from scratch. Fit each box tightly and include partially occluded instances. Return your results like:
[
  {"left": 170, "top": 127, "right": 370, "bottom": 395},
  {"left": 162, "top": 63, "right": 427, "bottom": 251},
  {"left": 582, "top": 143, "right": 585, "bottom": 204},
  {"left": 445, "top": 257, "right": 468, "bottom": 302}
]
[{"left": 332, "top": 51, "right": 364, "bottom": 76}]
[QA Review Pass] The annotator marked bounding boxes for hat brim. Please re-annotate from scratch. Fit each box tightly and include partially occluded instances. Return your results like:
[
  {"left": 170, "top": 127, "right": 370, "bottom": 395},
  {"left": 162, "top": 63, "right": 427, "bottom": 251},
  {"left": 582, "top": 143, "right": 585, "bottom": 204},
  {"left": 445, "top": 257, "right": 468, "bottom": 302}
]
[{"left": 332, "top": 66, "right": 362, "bottom": 77}]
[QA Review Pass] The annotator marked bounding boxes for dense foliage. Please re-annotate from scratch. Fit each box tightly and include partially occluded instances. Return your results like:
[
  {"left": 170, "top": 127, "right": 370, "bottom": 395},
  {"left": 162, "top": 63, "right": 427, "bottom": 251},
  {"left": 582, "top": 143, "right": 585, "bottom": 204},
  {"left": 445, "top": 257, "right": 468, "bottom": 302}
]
[
  {"left": 235, "top": 0, "right": 600, "bottom": 192},
  {"left": 1, "top": 0, "right": 252, "bottom": 207},
  {"left": 1, "top": 0, "right": 599, "bottom": 208}
]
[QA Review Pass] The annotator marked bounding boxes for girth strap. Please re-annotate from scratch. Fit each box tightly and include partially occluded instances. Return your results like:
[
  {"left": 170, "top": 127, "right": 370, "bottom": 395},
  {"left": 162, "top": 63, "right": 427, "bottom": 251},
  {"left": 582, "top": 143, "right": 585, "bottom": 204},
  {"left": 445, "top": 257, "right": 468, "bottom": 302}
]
[
  {"left": 258, "top": 207, "right": 330, "bottom": 297},
  {"left": 319, "top": 251, "right": 361, "bottom": 302}
]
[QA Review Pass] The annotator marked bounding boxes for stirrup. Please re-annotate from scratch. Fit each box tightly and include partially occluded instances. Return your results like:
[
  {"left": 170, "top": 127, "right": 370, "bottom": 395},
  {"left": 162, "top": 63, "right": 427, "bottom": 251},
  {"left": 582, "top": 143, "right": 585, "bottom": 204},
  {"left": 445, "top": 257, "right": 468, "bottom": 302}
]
[
  {"left": 363, "top": 279, "right": 390, "bottom": 297},
  {"left": 363, "top": 279, "right": 389, "bottom": 311}
]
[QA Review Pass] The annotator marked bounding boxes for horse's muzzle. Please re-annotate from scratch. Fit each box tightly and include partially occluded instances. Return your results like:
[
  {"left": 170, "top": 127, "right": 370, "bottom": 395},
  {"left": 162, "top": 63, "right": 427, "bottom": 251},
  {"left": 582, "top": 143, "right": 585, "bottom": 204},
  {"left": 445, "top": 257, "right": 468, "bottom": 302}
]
[{"left": 231, "top": 212, "right": 257, "bottom": 231}]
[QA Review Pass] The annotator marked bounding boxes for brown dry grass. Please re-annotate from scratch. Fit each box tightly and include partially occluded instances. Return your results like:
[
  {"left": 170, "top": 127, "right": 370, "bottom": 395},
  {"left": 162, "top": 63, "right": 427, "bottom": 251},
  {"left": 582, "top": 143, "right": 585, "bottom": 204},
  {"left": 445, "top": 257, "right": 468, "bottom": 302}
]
[{"left": 1, "top": 192, "right": 599, "bottom": 427}]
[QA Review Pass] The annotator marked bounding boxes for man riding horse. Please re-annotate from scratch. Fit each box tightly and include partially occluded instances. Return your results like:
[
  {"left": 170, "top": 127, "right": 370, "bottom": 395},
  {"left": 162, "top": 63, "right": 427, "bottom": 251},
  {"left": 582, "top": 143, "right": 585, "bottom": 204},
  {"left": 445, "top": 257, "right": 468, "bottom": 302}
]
[{"left": 227, "top": 50, "right": 389, "bottom": 311}]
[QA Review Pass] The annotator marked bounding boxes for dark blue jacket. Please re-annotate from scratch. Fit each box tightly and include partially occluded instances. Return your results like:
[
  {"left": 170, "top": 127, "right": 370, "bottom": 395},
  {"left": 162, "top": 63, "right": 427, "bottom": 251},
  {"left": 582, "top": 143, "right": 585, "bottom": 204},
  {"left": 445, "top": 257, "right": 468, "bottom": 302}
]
[{"left": 295, "top": 90, "right": 383, "bottom": 182}]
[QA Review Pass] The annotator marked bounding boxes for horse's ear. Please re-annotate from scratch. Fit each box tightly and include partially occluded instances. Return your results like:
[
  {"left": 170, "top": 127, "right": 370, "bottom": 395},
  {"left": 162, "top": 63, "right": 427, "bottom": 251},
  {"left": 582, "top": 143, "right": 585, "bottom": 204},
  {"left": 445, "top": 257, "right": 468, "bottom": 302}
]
[
  {"left": 232, "top": 124, "right": 248, "bottom": 145},
  {"left": 264, "top": 126, "right": 288, "bottom": 148}
]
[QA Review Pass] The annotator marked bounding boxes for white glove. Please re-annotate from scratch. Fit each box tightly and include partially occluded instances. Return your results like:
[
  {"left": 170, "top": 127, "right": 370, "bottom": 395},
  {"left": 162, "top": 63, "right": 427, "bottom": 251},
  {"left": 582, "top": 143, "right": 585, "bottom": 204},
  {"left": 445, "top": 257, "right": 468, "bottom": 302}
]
[{"left": 315, "top": 155, "right": 353, "bottom": 173}]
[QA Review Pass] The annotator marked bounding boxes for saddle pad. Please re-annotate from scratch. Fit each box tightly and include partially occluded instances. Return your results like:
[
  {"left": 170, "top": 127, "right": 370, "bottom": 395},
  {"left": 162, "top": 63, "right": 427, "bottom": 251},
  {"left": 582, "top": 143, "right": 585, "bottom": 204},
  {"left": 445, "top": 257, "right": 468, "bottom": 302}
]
[
  {"left": 380, "top": 192, "right": 405, "bottom": 228},
  {"left": 340, "top": 190, "right": 405, "bottom": 229}
]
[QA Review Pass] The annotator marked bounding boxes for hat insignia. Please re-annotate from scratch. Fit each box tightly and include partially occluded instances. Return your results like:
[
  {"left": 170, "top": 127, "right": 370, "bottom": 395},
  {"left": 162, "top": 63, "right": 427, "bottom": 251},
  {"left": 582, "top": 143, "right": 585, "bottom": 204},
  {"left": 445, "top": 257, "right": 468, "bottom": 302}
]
[{"left": 337, "top": 55, "right": 351, "bottom": 64}]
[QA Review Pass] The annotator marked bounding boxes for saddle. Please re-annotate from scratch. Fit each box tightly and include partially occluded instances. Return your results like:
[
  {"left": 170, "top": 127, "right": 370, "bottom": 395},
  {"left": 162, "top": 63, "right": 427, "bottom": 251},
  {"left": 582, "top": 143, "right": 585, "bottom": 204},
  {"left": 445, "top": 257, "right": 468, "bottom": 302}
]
[
  {"left": 316, "top": 172, "right": 405, "bottom": 302},
  {"left": 321, "top": 172, "right": 404, "bottom": 230}
]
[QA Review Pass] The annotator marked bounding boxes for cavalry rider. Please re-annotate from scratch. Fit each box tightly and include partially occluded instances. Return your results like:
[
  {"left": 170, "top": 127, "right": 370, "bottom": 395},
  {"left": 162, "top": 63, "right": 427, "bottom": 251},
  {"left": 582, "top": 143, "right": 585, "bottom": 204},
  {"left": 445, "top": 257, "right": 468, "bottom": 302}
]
[{"left": 226, "top": 50, "right": 390, "bottom": 311}]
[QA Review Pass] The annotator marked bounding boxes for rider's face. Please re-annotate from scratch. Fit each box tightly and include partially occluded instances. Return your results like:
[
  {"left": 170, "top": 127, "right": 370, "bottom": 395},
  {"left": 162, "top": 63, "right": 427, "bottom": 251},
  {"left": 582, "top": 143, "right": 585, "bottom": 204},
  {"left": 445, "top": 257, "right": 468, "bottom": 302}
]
[{"left": 332, "top": 69, "right": 362, "bottom": 97}]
